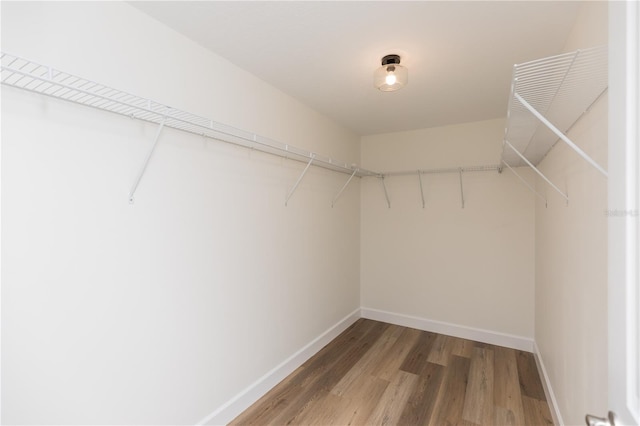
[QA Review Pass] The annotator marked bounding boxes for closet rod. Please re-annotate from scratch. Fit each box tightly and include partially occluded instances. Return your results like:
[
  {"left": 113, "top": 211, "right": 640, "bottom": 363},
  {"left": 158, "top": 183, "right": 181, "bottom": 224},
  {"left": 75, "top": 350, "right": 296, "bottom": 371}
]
[
  {"left": 367, "top": 164, "right": 500, "bottom": 209},
  {"left": 381, "top": 164, "right": 501, "bottom": 177},
  {"left": 0, "top": 52, "right": 382, "bottom": 201}
]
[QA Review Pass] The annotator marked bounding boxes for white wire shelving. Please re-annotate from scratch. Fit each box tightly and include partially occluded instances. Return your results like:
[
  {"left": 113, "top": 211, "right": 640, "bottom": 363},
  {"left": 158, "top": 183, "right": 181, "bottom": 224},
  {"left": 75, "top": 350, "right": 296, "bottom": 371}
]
[
  {"left": 0, "top": 52, "right": 381, "bottom": 204},
  {"left": 3, "top": 51, "right": 537, "bottom": 209},
  {"left": 501, "top": 46, "right": 608, "bottom": 203},
  {"left": 372, "top": 164, "right": 502, "bottom": 209}
]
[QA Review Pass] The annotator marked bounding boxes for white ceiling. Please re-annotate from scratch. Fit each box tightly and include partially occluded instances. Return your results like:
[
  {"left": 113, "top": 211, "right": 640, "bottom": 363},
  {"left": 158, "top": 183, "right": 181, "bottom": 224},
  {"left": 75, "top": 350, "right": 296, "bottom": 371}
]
[{"left": 131, "top": 1, "right": 581, "bottom": 136}]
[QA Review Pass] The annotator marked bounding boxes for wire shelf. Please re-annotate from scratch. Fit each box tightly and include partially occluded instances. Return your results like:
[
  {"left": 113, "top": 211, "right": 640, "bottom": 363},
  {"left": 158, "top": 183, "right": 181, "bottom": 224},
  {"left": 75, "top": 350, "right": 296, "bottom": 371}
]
[
  {"left": 381, "top": 164, "right": 501, "bottom": 177},
  {"left": 502, "top": 46, "right": 608, "bottom": 167},
  {"left": 2, "top": 51, "right": 551, "bottom": 207},
  {"left": 0, "top": 52, "right": 381, "bottom": 179}
]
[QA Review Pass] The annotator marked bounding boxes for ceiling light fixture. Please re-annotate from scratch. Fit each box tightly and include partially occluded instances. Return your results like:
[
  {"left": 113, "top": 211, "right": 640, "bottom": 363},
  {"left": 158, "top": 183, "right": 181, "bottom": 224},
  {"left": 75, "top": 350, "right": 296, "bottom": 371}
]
[{"left": 374, "top": 54, "right": 408, "bottom": 92}]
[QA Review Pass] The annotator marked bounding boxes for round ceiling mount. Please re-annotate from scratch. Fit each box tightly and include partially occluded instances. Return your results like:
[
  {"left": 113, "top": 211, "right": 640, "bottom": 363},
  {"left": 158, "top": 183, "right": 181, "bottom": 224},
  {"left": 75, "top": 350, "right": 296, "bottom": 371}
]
[
  {"left": 381, "top": 54, "right": 401, "bottom": 66},
  {"left": 374, "top": 54, "right": 408, "bottom": 92}
]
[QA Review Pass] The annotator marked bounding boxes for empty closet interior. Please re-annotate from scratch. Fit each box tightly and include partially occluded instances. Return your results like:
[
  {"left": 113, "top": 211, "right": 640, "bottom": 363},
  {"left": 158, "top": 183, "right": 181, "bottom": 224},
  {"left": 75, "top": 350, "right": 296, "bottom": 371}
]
[{"left": 2, "top": 2, "right": 614, "bottom": 426}]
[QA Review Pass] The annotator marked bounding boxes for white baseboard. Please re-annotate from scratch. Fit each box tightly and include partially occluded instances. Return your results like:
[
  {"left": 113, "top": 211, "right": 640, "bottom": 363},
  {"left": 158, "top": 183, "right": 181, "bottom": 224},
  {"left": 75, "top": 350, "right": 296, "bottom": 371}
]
[
  {"left": 533, "top": 341, "right": 563, "bottom": 426},
  {"left": 195, "top": 308, "right": 361, "bottom": 426},
  {"left": 360, "top": 307, "right": 534, "bottom": 352}
]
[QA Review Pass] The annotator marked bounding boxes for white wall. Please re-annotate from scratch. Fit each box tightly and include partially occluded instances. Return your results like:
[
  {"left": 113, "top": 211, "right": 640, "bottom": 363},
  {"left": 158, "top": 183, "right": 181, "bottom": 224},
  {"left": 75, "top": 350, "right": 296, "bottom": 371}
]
[
  {"left": 1, "top": 2, "right": 361, "bottom": 424},
  {"left": 360, "top": 118, "right": 535, "bottom": 340},
  {"left": 534, "top": 2, "right": 609, "bottom": 425}
]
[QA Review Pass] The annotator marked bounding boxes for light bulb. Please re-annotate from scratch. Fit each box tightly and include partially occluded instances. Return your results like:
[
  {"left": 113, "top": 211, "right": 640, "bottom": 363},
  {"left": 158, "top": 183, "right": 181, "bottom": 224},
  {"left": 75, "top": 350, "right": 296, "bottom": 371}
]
[
  {"left": 385, "top": 73, "right": 397, "bottom": 86},
  {"left": 374, "top": 56, "right": 407, "bottom": 91}
]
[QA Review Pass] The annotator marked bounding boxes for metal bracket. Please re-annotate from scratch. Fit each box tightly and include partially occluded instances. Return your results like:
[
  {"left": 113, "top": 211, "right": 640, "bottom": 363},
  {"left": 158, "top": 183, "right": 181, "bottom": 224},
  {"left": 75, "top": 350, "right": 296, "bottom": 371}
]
[
  {"left": 332, "top": 168, "right": 358, "bottom": 207},
  {"left": 505, "top": 139, "right": 569, "bottom": 204},
  {"left": 418, "top": 171, "right": 425, "bottom": 208},
  {"left": 381, "top": 176, "right": 391, "bottom": 208},
  {"left": 128, "top": 115, "right": 167, "bottom": 203},
  {"left": 502, "top": 160, "right": 548, "bottom": 208},
  {"left": 458, "top": 168, "right": 465, "bottom": 209},
  {"left": 285, "top": 154, "right": 315, "bottom": 206},
  {"left": 515, "top": 92, "right": 608, "bottom": 177}
]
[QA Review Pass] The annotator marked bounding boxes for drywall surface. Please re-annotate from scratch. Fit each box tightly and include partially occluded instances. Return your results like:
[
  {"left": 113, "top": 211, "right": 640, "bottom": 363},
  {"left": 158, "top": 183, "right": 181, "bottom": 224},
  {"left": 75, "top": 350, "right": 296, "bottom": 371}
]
[
  {"left": 360, "top": 118, "right": 535, "bottom": 339},
  {"left": 534, "top": 2, "right": 609, "bottom": 424},
  {"left": 1, "top": 2, "right": 360, "bottom": 424}
]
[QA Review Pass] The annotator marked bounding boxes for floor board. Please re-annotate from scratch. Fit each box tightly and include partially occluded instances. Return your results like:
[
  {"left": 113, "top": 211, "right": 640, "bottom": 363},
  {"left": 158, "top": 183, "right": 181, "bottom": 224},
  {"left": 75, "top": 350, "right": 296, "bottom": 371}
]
[
  {"left": 230, "top": 319, "right": 553, "bottom": 426},
  {"left": 429, "top": 355, "right": 471, "bottom": 426},
  {"left": 398, "top": 362, "right": 444, "bottom": 425},
  {"left": 461, "top": 347, "right": 495, "bottom": 425}
]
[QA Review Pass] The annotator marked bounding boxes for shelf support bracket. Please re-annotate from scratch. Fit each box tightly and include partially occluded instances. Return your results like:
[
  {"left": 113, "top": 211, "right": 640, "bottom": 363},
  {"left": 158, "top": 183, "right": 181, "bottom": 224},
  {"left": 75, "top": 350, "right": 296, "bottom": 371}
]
[
  {"left": 381, "top": 176, "right": 391, "bottom": 208},
  {"left": 285, "top": 154, "right": 315, "bottom": 206},
  {"left": 418, "top": 171, "right": 426, "bottom": 208},
  {"left": 502, "top": 160, "right": 548, "bottom": 208},
  {"left": 505, "top": 139, "right": 569, "bottom": 204},
  {"left": 332, "top": 168, "right": 358, "bottom": 208},
  {"left": 128, "top": 115, "right": 167, "bottom": 204},
  {"left": 514, "top": 92, "right": 608, "bottom": 177},
  {"left": 458, "top": 168, "right": 465, "bottom": 209}
]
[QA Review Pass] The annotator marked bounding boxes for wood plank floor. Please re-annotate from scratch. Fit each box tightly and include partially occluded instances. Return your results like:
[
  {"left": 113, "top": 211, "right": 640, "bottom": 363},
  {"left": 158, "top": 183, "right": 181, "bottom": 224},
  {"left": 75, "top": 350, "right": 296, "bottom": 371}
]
[{"left": 230, "top": 319, "right": 553, "bottom": 426}]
